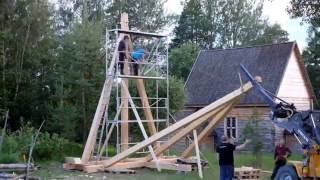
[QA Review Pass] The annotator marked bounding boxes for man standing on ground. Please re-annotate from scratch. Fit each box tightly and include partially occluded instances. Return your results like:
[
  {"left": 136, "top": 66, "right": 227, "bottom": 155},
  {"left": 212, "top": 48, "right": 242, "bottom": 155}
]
[
  {"left": 216, "top": 135, "right": 251, "bottom": 180},
  {"left": 271, "top": 139, "right": 292, "bottom": 179}
]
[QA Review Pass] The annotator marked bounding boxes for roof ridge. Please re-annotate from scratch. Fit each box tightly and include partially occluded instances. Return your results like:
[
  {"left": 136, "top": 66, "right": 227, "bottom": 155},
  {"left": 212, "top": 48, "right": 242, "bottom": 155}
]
[
  {"left": 185, "top": 41, "right": 297, "bottom": 106},
  {"left": 200, "top": 41, "right": 296, "bottom": 53}
]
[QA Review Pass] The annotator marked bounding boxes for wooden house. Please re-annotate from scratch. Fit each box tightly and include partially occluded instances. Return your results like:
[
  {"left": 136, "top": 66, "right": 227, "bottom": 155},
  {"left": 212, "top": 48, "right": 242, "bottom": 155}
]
[{"left": 176, "top": 41, "right": 316, "bottom": 153}]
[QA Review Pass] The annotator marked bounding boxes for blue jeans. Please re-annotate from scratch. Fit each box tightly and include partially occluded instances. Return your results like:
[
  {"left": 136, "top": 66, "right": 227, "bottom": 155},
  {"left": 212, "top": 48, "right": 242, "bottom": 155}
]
[{"left": 220, "top": 165, "right": 234, "bottom": 180}]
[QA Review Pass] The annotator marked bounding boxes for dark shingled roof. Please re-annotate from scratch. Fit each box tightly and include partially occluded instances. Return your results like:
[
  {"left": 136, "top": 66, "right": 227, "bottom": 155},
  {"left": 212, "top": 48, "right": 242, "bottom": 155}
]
[{"left": 185, "top": 42, "right": 297, "bottom": 106}]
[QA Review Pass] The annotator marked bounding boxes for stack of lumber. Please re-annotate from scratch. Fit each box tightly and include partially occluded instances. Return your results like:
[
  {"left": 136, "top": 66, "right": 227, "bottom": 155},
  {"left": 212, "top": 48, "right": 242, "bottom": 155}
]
[
  {"left": 177, "top": 157, "right": 208, "bottom": 170},
  {"left": 0, "top": 163, "right": 37, "bottom": 172},
  {"left": 234, "top": 166, "right": 261, "bottom": 180}
]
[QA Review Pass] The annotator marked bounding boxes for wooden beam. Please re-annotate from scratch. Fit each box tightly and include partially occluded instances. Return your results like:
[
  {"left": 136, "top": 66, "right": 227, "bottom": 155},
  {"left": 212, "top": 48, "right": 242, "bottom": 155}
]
[
  {"left": 181, "top": 98, "right": 241, "bottom": 158},
  {"left": 63, "top": 163, "right": 83, "bottom": 171},
  {"left": 108, "top": 29, "right": 166, "bottom": 38},
  {"left": 193, "top": 129, "right": 203, "bottom": 179},
  {"left": 136, "top": 79, "right": 158, "bottom": 147},
  {"left": 145, "top": 161, "right": 192, "bottom": 172},
  {"left": 120, "top": 12, "right": 130, "bottom": 151},
  {"left": 99, "top": 82, "right": 252, "bottom": 168},
  {"left": 144, "top": 98, "right": 238, "bottom": 161},
  {"left": 98, "top": 103, "right": 123, "bottom": 159},
  {"left": 81, "top": 34, "right": 124, "bottom": 163},
  {"left": 82, "top": 159, "right": 189, "bottom": 173},
  {"left": 121, "top": 81, "right": 159, "bottom": 168},
  {"left": 119, "top": 75, "right": 166, "bottom": 80},
  {"left": 84, "top": 161, "right": 146, "bottom": 173}
]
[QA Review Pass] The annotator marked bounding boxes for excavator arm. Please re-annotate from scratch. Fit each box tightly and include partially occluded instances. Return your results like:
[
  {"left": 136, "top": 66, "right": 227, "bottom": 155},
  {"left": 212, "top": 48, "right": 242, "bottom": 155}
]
[{"left": 240, "top": 64, "right": 320, "bottom": 149}]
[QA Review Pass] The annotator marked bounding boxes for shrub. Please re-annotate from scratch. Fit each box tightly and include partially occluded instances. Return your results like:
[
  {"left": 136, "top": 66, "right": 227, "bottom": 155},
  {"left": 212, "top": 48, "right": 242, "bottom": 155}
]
[
  {"left": 0, "top": 153, "right": 20, "bottom": 163},
  {"left": 1, "top": 123, "right": 83, "bottom": 162},
  {"left": 107, "top": 146, "right": 116, "bottom": 156}
]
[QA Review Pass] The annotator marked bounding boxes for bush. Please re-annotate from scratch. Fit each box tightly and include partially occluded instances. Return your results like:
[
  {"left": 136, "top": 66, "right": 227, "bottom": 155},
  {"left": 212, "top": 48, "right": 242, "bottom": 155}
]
[
  {"left": 63, "top": 142, "right": 83, "bottom": 157},
  {"left": 0, "top": 153, "right": 20, "bottom": 163},
  {"left": 0, "top": 123, "right": 83, "bottom": 162},
  {"left": 33, "top": 132, "right": 69, "bottom": 161},
  {"left": 107, "top": 146, "right": 116, "bottom": 156}
]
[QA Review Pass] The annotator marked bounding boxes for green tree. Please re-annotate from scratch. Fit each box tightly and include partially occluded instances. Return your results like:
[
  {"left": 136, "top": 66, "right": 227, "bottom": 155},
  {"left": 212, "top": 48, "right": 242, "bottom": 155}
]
[
  {"left": 251, "top": 23, "right": 289, "bottom": 45},
  {"left": 51, "top": 21, "right": 104, "bottom": 141},
  {"left": 105, "top": 0, "right": 171, "bottom": 32},
  {"left": 287, "top": 0, "right": 320, "bottom": 26},
  {"left": 172, "top": 0, "right": 289, "bottom": 48},
  {"left": 243, "top": 109, "right": 263, "bottom": 167},
  {"left": 171, "top": 0, "right": 209, "bottom": 48},
  {"left": 0, "top": 0, "right": 56, "bottom": 130},
  {"left": 288, "top": 1, "right": 320, "bottom": 105},
  {"left": 56, "top": 0, "right": 106, "bottom": 30},
  {"left": 169, "top": 42, "right": 200, "bottom": 81},
  {"left": 301, "top": 28, "right": 320, "bottom": 104}
]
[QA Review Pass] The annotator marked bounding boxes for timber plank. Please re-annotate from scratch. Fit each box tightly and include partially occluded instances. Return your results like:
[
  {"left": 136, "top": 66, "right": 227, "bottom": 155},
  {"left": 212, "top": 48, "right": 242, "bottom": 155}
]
[
  {"left": 99, "top": 82, "right": 252, "bottom": 168},
  {"left": 181, "top": 98, "right": 240, "bottom": 158}
]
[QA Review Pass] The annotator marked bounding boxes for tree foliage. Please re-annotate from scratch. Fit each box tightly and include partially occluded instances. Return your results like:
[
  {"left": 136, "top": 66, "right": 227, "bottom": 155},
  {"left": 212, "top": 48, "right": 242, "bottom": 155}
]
[
  {"left": 288, "top": 0, "right": 320, "bottom": 105},
  {"left": 0, "top": 0, "right": 56, "bottom": 130},
  {"left": 49, "top": 21, "right": 104, "bottom": 141},
  {"left": 171, "top": 0, "right": 209, "bottom": 48},
  {"left": 172, "top": 0, "right": 289, "bottom": 49},
  {"left": 287, "top": 0, "right": 320, "bottom": 26},
  {"left": 0, "top": 0, "right": 177, "bottom": 143},
  {"left": 105, "top": 0, "right": 171, "bottom": 32},
  {"left": 243, "top": 109, "right": 263, "bottom": 167},
  {"left": 169, "top": 42, "right": 200, "bottom": 81}
]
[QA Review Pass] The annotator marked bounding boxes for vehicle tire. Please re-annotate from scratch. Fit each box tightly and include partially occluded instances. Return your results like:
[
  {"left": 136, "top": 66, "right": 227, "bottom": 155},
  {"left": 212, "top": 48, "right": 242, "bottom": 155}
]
[{"left": 275, "top": 165, "right": 299, "bottom": 180}]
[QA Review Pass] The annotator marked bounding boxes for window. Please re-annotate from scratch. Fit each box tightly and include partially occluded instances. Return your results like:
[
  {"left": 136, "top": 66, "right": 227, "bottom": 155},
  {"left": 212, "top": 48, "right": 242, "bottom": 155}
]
[{"left": 224, "top": 117, "right": 237, "bottom": 139}]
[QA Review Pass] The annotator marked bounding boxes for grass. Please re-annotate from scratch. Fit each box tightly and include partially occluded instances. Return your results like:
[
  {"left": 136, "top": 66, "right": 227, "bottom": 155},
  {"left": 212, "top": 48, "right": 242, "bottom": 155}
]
[{"left": 31, "top": 152, "right": 303, "bottom": 179}]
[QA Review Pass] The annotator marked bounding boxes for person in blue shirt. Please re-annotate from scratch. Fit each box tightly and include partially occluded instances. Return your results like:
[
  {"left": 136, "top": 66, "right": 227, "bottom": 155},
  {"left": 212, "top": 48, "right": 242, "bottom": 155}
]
[{"left": 131, "top": 48, "right": 145, "bottom": 76}]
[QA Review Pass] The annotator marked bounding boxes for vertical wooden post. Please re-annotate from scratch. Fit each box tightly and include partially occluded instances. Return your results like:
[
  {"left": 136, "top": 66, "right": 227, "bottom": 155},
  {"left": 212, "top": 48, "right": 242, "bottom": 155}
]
[
  {"left": 193, "top": 129, "right": 203, "bottom": 179},
  {"left": 120, "top": 13, "right": 130, "bottom": 151}
]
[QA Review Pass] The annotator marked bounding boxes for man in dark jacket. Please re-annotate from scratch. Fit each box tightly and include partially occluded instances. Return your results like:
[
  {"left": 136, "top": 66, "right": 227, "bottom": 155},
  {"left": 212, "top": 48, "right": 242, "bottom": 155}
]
[
  {"left": 271, "top": 139, "right": 292, "bottom": 179},
  {"left": 216, "top": 136, "right": 251, "bottom": 180},
  {"left": 117, "top": 35, "right": 129, "bottom": 74}
]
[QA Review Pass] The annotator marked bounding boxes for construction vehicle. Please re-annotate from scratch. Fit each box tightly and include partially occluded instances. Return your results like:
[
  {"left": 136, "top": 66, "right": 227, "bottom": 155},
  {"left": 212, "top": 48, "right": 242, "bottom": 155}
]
[{"left": 240, "top": 64, "right": 320, "bottom": 179}]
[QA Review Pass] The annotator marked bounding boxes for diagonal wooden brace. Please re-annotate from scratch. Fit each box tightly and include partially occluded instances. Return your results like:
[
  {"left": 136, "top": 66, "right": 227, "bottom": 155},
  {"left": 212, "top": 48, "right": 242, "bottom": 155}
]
[
  {"left": 99, "top": 82, "right": 252, "bottom": 168},
  {"left": 181, "top": 97, "right": 242, "bottom": 158}
]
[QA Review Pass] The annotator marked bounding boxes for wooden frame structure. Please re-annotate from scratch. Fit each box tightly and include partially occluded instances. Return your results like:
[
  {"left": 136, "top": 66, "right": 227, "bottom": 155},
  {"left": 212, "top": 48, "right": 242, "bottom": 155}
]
[
  {"left": 64, "top": 13, "right": 254, "bottom": 178},
  {"left": 64, "top": 81, "right": 253, "bottom": 173}
]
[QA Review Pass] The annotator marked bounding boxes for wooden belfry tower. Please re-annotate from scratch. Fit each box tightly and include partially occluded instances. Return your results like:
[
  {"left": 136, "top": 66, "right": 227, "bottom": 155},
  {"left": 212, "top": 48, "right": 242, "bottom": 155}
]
[
  {"left": 64, "top": 13, "right": 253, "bottom": 177},
  {"left": 81, "top": 13, "right": 169, "bottom": 163}
]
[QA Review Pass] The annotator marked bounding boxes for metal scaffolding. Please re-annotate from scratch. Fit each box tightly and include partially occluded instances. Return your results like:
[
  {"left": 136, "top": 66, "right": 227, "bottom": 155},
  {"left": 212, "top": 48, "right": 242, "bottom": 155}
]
[{"left": 94, "top": 29, "right": 169, "bottom": 159}]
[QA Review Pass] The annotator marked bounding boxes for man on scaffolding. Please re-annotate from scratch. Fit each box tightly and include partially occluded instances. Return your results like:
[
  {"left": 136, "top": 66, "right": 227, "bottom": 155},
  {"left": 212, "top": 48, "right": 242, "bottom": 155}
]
[
  {"left": 118, "top": 35, "right": 145, "bottom": 76},
  {"left": 118, "top": 35, "right": 129, "bottom": 75}
]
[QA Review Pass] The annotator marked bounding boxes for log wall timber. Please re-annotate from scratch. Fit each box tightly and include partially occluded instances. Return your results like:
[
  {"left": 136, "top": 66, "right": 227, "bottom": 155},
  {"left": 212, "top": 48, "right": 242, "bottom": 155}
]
[{"left": 99, "top": 82, "right": 252, "bottom": 168}]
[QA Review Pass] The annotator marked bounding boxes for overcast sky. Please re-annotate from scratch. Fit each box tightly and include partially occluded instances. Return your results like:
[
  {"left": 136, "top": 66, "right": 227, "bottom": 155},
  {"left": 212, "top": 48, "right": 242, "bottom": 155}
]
[{"left": 164, "top": 0, "right": 309, "bottom": 50}]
